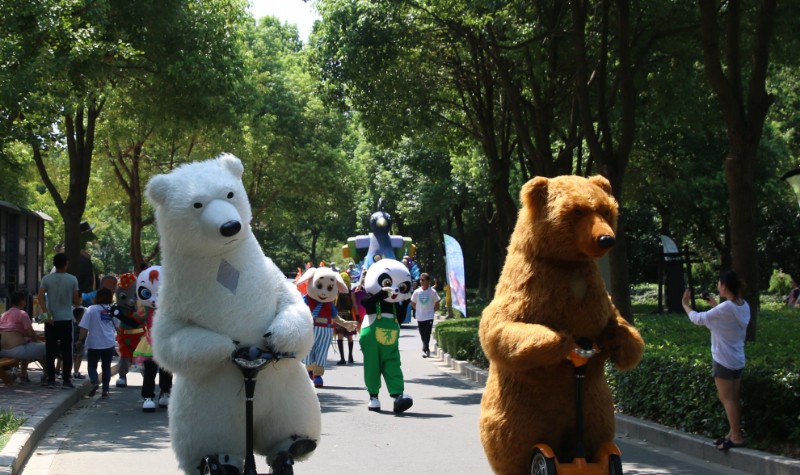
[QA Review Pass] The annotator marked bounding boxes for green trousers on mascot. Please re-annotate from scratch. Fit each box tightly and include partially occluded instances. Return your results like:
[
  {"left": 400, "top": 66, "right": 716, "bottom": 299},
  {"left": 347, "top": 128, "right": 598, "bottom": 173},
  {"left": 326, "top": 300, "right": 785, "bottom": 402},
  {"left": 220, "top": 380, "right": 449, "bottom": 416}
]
[{"left": 361, "top": 313, "right": 404, "bottom": 396}]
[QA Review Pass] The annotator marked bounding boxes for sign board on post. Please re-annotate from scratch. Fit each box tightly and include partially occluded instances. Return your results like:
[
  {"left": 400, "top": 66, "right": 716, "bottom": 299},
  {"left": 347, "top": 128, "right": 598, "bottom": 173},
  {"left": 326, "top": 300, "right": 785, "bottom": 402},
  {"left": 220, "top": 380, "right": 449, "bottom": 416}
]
[{"left": 443, "top": 234, "right": 466, "bottom": 318}]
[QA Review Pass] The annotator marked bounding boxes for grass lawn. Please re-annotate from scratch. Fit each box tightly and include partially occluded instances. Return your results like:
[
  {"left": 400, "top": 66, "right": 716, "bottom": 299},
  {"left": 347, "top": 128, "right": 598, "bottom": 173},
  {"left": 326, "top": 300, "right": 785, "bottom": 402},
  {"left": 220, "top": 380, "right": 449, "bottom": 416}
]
[{"left": 0, "top": 408, "right": 25, "bottom": 450}]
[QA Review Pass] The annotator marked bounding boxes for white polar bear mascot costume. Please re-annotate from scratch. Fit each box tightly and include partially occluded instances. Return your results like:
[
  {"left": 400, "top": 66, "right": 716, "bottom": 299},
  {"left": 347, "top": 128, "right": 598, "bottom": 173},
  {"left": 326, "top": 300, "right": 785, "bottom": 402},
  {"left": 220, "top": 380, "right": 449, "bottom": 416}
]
[{"left": 145, "top": 154, "right": 320, "bottom": 474}]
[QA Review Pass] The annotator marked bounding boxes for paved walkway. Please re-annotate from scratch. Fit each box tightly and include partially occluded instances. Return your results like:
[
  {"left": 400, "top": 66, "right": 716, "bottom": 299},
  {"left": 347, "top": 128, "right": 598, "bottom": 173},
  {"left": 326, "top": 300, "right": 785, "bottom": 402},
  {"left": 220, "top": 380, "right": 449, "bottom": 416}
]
[
  {"left": 0, "top": 363, "right": 119, "bottom": 475},
  {"left": 2, "top": 326, "right": 800, "bottom": 475}
]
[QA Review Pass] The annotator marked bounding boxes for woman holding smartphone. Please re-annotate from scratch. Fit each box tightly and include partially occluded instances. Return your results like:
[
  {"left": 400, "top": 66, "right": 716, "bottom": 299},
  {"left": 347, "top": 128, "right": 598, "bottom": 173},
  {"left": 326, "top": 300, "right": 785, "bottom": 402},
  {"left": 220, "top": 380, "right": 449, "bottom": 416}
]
[{"left": 682, "top": 271, "right": 750, "bottom": 451}]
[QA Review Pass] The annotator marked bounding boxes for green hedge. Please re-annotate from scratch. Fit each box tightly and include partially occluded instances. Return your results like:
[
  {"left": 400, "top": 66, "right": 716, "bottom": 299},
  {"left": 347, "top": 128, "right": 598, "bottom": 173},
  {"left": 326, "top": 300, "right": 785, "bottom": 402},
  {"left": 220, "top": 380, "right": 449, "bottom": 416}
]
[
  {"left": 434, "top": 301, "right": 800, "bottom": 452},
  {"left": 434, "top": 317, "right": 488, "bottom": 368}
]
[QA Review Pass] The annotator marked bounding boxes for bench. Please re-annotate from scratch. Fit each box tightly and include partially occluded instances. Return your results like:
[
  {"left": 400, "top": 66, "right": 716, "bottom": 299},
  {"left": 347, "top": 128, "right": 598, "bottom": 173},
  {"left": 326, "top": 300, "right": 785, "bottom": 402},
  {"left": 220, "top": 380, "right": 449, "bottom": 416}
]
[{"left": 0, "top": 357, "right": 20, "bottom": 386}]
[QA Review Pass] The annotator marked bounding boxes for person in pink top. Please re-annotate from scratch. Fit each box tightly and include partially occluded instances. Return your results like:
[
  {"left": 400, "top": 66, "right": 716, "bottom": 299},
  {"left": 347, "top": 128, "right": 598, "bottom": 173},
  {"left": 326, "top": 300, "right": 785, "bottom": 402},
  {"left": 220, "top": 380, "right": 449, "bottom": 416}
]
[{"left": 0, "top": 291, "right": 46, "bottom": 382}]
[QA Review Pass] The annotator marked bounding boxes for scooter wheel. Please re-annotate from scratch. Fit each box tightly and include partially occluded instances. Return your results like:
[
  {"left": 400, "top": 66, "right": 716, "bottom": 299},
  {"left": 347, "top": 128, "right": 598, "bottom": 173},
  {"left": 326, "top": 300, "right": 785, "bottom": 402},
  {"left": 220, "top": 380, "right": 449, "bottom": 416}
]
[
  {"left": 199, "top": 455, "right": 240, "bottom": 475},
  {"left": 608, "top": 454, "right": 623, "bottom": 475},
  {"left": 530, "top": 448, "right": 557, "bottom": 475},
  {"left": 269, "top": 450, "right": 295, "bottom": 475}
]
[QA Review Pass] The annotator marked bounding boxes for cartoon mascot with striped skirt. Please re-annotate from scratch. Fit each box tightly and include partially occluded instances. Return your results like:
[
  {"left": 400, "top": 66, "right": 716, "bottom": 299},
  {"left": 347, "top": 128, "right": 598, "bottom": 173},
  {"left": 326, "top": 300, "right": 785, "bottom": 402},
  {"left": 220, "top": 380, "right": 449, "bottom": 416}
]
[{"left": 296, "top": 266, "right": 357, "bottom": 388}]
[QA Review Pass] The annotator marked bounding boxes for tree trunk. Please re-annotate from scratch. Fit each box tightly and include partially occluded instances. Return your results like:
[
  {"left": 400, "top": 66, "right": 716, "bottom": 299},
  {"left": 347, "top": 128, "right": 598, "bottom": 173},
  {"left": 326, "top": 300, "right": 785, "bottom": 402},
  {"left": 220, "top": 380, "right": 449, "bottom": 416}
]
[
  {"left": 609, "top": 216, "right": 633, "bottom": 320},
  {"left": 570, "top": 0, "right": 637, "bottom": 322},
  {"left": 109, "top": 140, "right": 151, "bottom": 271},
  {"left": 698, "top": 0, "right": 777, "bottom": 341},
  {"left": 725, "top": 146, "right": 760, "bottom": 340},
  {"left": 30, "top": 102, "right": 102, "bottom": 280}
]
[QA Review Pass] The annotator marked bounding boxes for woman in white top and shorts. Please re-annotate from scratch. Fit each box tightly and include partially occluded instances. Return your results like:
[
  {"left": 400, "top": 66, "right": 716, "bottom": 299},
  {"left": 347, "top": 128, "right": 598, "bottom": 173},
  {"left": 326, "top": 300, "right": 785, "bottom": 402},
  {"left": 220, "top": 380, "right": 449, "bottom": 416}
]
[{"left": 682, "top": 271, "right": 749, "bottom": 451}]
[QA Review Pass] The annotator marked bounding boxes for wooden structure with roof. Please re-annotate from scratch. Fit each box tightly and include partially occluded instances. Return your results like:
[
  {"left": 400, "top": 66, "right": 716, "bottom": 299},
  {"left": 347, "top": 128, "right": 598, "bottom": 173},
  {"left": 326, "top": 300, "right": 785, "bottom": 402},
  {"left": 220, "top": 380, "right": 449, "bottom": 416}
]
[{"left": 0, "top": 200, "right": 52, "bottom": 310}]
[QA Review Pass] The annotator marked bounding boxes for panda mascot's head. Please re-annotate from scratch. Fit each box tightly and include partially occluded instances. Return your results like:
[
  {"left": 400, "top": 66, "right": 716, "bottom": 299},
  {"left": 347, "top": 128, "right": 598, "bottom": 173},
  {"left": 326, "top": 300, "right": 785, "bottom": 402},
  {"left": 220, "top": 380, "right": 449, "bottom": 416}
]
[{"left": 364, "top": 259, "right": 412, "bottom": 303}]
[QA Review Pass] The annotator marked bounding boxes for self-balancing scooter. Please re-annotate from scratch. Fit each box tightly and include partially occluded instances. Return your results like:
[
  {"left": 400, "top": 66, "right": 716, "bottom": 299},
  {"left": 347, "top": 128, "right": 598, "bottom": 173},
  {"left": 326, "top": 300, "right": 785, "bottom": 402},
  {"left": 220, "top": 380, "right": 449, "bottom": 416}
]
[
  {"left": 529, "top": 338, "right": 623, "bottom": 475},
  {"left": 199, "top": 346, "right": 313, "bottom": 475}
]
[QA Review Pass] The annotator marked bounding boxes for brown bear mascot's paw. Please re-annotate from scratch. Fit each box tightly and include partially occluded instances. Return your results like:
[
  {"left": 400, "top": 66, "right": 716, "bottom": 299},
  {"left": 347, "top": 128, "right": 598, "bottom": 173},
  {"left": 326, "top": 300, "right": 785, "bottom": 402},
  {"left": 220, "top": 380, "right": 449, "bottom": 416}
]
[{"left": 603, "top": 316, "right": 645, "bottom": 371}]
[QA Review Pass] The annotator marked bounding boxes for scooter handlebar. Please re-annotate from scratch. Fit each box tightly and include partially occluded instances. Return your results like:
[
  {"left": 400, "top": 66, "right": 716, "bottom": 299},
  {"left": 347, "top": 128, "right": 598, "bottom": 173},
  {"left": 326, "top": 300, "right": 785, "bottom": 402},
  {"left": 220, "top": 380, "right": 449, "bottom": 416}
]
[
  {"left": 232, "top": 345, "right": 296, "bottom": 363},
  {"left": 568, "top": 338, "right": 599, "bottom": 367}
]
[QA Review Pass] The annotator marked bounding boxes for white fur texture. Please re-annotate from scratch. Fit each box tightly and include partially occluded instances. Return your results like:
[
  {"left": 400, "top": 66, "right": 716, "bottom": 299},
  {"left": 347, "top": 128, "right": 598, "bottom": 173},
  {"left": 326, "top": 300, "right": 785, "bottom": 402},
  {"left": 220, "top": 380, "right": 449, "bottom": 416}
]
[{"left": 145, "top": 154, "right": 320, "bottom": 474}]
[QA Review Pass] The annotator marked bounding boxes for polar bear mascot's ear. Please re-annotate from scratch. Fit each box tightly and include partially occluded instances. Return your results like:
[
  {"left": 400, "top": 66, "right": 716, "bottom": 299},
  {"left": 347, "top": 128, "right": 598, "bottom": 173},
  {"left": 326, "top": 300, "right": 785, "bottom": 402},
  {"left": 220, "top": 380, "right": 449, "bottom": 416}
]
[
  {"left": 145, "top": 173, "right": 171, "bottom": 208},
  {"left": 217, "top": 153, "right": 244, "bottom": 179},
  {"left": 144, "top": 153, "right": 244, "bottom": 208}
]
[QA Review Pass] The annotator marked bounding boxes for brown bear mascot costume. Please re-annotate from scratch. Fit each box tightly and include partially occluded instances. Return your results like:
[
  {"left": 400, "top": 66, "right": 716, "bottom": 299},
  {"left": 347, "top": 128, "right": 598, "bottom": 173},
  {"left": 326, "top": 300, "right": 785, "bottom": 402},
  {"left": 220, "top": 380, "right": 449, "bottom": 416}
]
[{"left": 479, "top": 175, "right": 645, "bottom": 474}]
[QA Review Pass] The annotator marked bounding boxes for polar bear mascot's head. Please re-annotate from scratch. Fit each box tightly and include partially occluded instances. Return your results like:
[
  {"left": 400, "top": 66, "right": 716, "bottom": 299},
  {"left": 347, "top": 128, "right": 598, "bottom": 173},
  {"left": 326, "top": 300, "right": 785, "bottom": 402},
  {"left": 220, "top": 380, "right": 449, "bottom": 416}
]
[{"left": 145, "top": 155, "right": 251, "bottom": 258}]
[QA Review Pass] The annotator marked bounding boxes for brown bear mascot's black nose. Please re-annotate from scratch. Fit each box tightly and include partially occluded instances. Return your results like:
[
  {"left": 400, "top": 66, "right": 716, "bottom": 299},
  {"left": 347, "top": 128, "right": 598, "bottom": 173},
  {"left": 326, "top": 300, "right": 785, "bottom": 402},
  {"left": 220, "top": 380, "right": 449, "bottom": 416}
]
[
  {"left": 598, "top": 235, "right": 615, "bottom": 249},
  {"left": 220, "top": 220, "right": 241, "bottom": 237}
]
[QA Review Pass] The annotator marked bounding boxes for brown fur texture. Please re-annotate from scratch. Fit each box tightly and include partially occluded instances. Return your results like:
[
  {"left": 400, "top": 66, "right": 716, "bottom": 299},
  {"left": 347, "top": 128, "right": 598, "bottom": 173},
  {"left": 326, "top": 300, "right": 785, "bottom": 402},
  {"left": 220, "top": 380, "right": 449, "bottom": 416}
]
[{"left": 479, "top": 175, "right": 645, "bottom": 474}]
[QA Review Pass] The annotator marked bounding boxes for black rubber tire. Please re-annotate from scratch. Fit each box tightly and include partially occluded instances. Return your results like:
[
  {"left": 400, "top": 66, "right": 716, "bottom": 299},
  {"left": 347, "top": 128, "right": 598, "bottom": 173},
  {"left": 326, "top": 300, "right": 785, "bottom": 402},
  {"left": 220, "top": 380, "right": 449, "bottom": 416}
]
[
  {"left": 199, "top": 456, "right": 240, "bottom": 475},
  {"left": 199, "top": 455, "right": 223, "bottom": 475},
  {"left": 530, "top": 448, "right": 557, "bottom": 475},
  {"left": 269, "top": 450, "right": 295, "bottom": 475},
  {"left": 609, "top": 454, "right": 623, "bottom": 475}
]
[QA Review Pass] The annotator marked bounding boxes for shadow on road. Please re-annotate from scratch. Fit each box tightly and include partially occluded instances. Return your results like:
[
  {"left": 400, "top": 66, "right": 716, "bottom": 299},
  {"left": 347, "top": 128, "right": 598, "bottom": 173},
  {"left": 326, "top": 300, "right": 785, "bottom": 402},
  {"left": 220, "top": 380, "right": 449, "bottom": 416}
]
[
  {"left": 317, "top": 391, "right": 363, "bottom": 414},
  {"left": 407, "top": 374, "right": 479, "bottom": 391}
]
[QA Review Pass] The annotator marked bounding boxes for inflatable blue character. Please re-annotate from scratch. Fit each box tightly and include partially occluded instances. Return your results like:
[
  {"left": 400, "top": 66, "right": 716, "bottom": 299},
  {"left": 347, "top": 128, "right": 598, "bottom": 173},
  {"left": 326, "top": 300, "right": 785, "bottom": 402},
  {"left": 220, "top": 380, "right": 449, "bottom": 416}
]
[
  {"left": 364, "top": 210, "right": 397, "bottom": 268},
  {"left": 342, "top": 203, "right": 417, "bottom": 278}
]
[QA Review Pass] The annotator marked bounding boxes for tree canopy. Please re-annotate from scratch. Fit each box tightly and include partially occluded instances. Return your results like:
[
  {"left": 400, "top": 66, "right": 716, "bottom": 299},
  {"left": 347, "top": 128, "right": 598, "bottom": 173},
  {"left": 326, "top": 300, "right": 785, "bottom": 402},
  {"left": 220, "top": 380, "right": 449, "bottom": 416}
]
[{"left": 2, "top": 0, "right": 800, "bottom": 332}]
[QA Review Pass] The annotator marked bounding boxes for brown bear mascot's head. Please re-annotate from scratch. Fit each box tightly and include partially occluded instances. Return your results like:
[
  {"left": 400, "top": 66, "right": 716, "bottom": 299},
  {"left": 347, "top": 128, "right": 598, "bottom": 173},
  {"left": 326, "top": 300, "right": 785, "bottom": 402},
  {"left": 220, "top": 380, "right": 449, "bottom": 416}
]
[{"left": 513, "top": 175, "right": 618, "bottom": 263}]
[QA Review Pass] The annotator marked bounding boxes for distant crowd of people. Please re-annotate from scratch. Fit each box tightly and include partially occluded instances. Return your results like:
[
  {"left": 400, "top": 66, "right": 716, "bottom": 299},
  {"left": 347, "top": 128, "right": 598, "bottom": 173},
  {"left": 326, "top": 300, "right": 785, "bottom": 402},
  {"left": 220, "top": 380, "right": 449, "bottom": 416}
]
[
  {"left": 3, "top": 254, "right": 448, "bottom": 394},
  {"left": 1, "top": 248, "right": 170, "bottom": 409},
  {"left": 297, "top": 259, "right": 445, "bottom": 362}
]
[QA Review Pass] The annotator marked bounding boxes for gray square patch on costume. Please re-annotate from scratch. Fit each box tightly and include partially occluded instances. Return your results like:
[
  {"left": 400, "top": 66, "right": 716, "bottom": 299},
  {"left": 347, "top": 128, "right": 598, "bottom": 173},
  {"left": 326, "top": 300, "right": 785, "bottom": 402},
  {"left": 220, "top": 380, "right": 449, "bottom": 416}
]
[{"left": 217, "top": 259, "right": 240, "bottom": 294}]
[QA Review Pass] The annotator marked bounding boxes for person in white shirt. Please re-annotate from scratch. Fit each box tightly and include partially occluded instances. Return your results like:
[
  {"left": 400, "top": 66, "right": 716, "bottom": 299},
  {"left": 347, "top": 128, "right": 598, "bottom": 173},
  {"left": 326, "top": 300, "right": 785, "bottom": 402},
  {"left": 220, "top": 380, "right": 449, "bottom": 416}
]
[
  {"left": 76, "top": 288, "right": 119, "bottom": 398},
  {"left": 682, "top": 271, "right": 750, "bottom": 451},
  {"left": 411, "top": 273, "right": 441, "bottom": 358}
]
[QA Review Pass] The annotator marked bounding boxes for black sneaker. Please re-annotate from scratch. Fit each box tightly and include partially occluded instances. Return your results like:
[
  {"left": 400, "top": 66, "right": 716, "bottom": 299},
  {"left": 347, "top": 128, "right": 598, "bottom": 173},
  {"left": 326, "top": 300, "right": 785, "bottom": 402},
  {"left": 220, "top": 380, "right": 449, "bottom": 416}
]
[
  {"left": 73, "top": 372, "right": 86, "bottom": 379},
  {"left": 62, "top": 381, "right": 76, "bottom": 389},
  {"left": 336, "top": 360, "right": 347, "bottom": 366},
  {"left": 88, "top": 384, "right": 99, "bottom": 397}
]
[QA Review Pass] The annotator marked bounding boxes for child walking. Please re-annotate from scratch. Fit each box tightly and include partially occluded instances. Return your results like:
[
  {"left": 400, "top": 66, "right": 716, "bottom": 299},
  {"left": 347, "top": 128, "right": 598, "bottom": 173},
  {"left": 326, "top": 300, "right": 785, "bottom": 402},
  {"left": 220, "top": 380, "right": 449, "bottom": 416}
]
[{"left": 76, "top": 288, "right": 119, "bottom": 398}]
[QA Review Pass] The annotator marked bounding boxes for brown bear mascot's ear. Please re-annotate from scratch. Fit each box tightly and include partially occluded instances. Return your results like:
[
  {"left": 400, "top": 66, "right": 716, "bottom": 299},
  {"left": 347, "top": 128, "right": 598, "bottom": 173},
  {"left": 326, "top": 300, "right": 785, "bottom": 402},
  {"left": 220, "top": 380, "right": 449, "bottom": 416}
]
[
  {"left": 588, "top": 175, "right": 613, "bottom": 196},
  {"left": 520, "top": 177, "right": 549, "bottom": 219}
]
